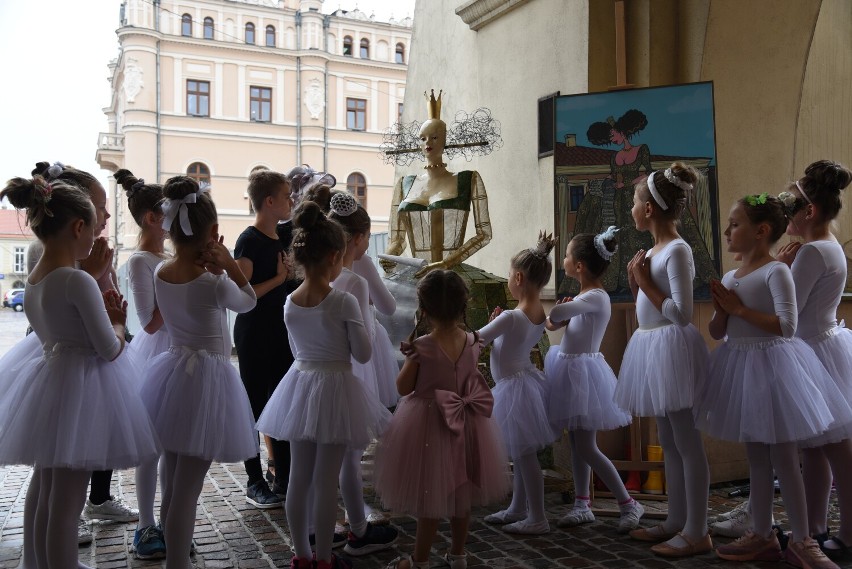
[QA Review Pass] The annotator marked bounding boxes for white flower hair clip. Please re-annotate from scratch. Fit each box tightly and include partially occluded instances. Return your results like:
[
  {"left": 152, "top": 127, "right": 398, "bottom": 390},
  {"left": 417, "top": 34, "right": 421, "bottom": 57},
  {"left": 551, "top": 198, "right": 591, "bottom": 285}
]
[
  {"left": 663, "top": 168, "right": 694, "bottom": 192},
  {"left": 594, "top": 226, "right": 619, "bottom": 261},
  {"left": 46, "top": 162, "right": 65, "bottom": 180},
  {"left": 778, "top": 191, "right": 798, "bottom": 210},
  {"left": 330, "top": 192, "right": 359, "bottom": 217}
]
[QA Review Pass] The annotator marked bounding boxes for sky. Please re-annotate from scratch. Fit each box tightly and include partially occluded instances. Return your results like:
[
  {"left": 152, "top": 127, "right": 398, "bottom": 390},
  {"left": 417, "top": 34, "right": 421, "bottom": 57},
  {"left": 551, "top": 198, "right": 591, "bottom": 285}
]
[{"left": 0, "top": 0, "right": 414, "bottom": 196}]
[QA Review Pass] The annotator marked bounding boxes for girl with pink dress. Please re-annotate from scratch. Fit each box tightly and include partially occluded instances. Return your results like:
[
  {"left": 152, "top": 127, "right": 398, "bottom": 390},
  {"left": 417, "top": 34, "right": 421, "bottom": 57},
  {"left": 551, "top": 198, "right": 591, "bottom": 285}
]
[{"left": 374, "top": 270, "right": 510, "bottom": 569}]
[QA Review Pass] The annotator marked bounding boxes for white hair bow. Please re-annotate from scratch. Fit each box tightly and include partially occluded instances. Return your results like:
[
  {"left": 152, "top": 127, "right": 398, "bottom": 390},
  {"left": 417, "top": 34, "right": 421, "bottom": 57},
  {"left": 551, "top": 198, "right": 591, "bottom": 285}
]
[{"left": 161, "top": 184, "right": 210, "bottom": 236}]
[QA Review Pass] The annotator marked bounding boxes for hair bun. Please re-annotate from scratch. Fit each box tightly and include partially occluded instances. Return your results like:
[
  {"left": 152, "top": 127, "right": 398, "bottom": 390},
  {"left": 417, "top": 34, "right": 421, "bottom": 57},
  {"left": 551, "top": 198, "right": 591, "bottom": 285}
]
[
  {"left": 329, "top": 192, "right": 358, "bottom": 217},
  {"left": 805, "top": 160, "right": 852, "bottom": 193},
  {"left": 293, "top": 200, "right": 325, "bottom": 230},
  {"left": 114, "top": 169, "right": 141, "bottom": 196},
  {"left": 669, "top": 161, "right": 698, "bottom": 187},
  {"left": 163, "top": 175, "right": 199, "bottom": 200}
]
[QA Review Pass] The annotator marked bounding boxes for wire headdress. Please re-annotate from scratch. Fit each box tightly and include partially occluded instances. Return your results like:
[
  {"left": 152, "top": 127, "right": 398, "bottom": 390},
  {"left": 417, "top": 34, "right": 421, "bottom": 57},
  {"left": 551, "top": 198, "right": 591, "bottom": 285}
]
[{"left": 380, "top": 89, "right": 503, "bottom": 166}]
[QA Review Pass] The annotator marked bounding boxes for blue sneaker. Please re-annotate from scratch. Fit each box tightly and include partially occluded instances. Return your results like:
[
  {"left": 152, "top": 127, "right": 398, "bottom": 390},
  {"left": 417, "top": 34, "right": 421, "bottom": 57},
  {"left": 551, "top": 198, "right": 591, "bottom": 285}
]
[
  {"left": 133, "top": 525, "right": 166, "bottom": 560},
  {"left": 343, "top": 522, "right": 398, "bottom": 556}
]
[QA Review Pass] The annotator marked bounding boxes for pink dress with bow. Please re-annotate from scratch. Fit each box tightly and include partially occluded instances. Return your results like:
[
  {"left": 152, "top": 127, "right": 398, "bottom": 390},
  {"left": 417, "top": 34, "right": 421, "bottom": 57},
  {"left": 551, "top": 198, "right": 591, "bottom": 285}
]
[{"left": 373, "top": 333, "right": 510, "bottom": 519}]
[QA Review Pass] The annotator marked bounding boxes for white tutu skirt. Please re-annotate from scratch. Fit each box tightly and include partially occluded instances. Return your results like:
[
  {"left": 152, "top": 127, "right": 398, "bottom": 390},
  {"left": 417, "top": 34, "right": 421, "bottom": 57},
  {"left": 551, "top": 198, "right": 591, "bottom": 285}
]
[
  {"left": 372, "top": 319, "right": 401, "bottom": 408},
  {"left": 694, "top": 337, "right": 849, "bottom": 443},
  {"left": 0, "top": 344, "right": 161, "bottom": 470},
  {"left": 128, "top": 329, "right": 170, "bottom": 367},
  {"left": 615, "top": 323, "right": 708, "bottom": 416},
  {"left": 257, "top": 361, "right": 392, "bottom": 449},
  {"left": 492, "top": 367, "right": 555, "bottom": 459},
  {"left": 800, "top": 327, "right": 852, "bottom": 447},
  {"left": 0, "top": 332, "right": 42, "bottom": 402},
  {"left": 140, "top": 347, "right": 258, "bottom": 463},
  {"left": 545, "top": 348, "right": 632, "bottom": 433}
]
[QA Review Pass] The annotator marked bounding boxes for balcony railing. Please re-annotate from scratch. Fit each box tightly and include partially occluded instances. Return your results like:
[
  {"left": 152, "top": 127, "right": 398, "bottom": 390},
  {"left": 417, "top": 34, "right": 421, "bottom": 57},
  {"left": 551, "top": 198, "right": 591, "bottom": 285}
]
[{"left": 97, "top": 132, "right": 125, "bottom": 151}]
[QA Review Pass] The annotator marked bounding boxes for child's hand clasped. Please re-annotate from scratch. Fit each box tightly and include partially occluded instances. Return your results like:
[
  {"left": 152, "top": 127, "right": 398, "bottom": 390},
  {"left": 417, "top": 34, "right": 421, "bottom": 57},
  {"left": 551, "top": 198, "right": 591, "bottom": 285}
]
[
  {"left": 710, "top": 279, "right": 743, "bottom": 316},
  {"left": 102, "top": 289, "right": 128, "bottom": 326},
  {"left": 399, "top": 341, "right": 418, "bottom": 361},
  {"left": 776, "top": 241, "right": 802, "bottom": 267}
]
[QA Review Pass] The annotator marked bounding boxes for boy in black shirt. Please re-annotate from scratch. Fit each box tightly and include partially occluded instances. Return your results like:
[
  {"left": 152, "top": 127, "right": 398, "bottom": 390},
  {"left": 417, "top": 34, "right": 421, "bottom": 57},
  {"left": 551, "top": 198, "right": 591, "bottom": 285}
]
[{"left": 234, "top": 169, "right": 297, "bottom": 508}]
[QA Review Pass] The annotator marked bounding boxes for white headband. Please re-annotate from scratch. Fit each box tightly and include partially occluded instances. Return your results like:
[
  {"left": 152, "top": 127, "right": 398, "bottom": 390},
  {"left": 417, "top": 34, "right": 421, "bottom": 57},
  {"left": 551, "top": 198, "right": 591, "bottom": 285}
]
[
  {"left": 646, "top": 171, "right": 669, "bottom": 211},
  {"left": 161, "top": 183, "right": 211, "bottom": 236},
  {"left": 795, "top": 180, "right": 813, "bottom": 205}
]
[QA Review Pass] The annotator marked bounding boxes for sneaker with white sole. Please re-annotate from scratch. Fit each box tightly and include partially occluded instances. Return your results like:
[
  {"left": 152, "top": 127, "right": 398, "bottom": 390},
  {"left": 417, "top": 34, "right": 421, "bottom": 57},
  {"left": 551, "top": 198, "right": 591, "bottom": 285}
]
[
  {"left": 716, "top": 530, "right": 783, "bottom": 561},
  {"left": 618, "top": 500, "right": 645, "bottom": 533},
  {"left": 712, "top": 500, "right": 749, "bottom": 523},
  {"left": 710, "top": 504, "right": 776, "bottom": 538},
  {"left": 84, "top": 497, "right": 139, "bottom": 522},
  {"left": 133, "top": 524, "right": 166, "bottom": 560},
  {"left": 343, "top": 522, "right": 399, "bottom": 556},
  {"left": 78, "top": 519, "right": 93, "bottom": 545},
  {"left": 557, "top": 507, "right": 595, "bottom": 528},
  {"left": 245, "top": 480, "right": 284, "bottom": 509},
  {"left": 786, "top": 536, "right": 840, "bottom": 568}
]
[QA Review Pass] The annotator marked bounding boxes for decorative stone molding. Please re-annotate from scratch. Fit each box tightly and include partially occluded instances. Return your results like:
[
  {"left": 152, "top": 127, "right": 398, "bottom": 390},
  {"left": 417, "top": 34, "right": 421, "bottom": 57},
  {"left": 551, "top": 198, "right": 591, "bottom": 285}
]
[
  {"left": 305, "top": 78, "right": 325, "bottom": 120},
  {"left": 123, "top": 58, "right": 144, "bottom": 104},
  {"left": 455, "top": 0, "right": 532, "bottom": 31}
]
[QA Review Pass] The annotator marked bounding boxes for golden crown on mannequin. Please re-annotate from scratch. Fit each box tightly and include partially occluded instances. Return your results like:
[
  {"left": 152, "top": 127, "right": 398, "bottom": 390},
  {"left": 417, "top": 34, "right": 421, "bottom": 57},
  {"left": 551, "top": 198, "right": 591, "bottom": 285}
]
[{"left": 425, "top": 89, "right": 442, "bottom": 120}]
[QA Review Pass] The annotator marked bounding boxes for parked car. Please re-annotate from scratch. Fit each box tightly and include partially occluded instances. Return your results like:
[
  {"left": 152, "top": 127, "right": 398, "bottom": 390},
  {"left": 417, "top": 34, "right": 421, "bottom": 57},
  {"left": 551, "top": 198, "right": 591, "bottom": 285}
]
[
  {"left": 8, "top": 290, "right": 24, "bottom": 312},
  {"left": 3, "top": 288, "right": 24, "bottom": 308}
]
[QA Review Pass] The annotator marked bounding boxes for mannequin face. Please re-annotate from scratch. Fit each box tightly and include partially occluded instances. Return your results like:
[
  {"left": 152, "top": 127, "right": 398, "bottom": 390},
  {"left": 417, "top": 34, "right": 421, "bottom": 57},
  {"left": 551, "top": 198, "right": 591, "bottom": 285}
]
[{"left": 419, "top": 120, "right": 447, "bottom": 163}]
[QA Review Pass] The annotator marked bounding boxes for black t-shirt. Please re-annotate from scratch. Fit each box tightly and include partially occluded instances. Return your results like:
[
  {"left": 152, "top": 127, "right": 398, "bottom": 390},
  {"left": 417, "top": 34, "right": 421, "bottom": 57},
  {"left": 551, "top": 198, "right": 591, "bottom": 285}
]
[{"left": 234, "top": 223, "right": 298, "bottom": 323}]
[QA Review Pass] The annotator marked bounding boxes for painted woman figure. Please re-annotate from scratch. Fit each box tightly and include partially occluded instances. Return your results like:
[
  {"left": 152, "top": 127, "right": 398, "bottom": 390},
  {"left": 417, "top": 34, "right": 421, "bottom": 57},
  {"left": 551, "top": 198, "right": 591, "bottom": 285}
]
[
  {"left": 570, "top": 109, "right": 715, "bottom": 299},
  {"left": 382, "top": 91, "right": 498, "bottom": 278}
]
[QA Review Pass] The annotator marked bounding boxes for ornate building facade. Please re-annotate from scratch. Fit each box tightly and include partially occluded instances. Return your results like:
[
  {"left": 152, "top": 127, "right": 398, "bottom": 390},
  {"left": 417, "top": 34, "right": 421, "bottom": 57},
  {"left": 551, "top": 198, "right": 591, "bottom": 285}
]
[{"left": 96, "top": 0, "right": 410, "bottom": 262}]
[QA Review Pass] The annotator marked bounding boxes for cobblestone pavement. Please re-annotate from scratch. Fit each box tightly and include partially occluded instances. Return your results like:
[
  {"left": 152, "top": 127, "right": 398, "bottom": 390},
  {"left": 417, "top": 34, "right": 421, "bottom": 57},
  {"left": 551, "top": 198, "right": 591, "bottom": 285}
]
[{"left": 0, "top": 457, "right": 847, "bottom": 568}]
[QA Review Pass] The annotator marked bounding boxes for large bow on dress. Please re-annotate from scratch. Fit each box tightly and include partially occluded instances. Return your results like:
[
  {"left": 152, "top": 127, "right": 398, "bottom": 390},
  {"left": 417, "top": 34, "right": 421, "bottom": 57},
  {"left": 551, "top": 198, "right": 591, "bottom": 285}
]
[{"left": 434, "top": 380, "right": 494, "bottom": 489}]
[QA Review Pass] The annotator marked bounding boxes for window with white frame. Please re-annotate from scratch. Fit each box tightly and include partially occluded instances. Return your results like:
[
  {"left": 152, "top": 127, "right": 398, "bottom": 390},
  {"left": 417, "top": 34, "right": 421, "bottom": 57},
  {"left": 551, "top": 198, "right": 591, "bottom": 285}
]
[{"left": 14, "top": 247, "right": 25, "bottom": 273}]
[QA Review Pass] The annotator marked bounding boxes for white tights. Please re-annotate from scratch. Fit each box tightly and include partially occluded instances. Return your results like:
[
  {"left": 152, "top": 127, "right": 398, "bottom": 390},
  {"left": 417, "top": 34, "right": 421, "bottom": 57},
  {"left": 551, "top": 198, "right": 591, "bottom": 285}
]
[
  {"left": 160, "top": 452, "right": 211, "bottom": 569},
  {"left": 22, "top": 467, "right": 91, "bottom": 569},
  {"left": 287, "top": 441, "right": 346, "bottom": 563},
  {"left": 569, "top": 430, "right": 631, "bottom": 503},
  {"left": 305, "top": 447, "right": 370, "bottom": 537},
  {"left": 135, "top": 456, "right": 162, "bottom": 529},
  {"left": 802, "top": 439, "right": 852, "bottom": 543},
  {"left": 656, "top": 409, "right": 709, "bottom": 540},
  {"left": 746, "top": 442, "right": 809, "bottom": 542},
  {"left": 504, "top": 452, "right": 546, "bottom": 524}
]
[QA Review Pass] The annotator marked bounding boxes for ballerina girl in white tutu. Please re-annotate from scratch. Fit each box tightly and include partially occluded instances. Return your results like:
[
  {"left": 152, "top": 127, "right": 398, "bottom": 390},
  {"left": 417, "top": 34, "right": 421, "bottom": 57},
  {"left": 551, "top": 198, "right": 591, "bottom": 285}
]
[
  {"left": 480, "top": 232, "right": 558, "bottom": 535},
  {"left": 114, "top": 169, "right": 170, "bottom": 559},
  {"left": 615, "top": 162, "right": 712, "bottom": 558},
  {"left": 776, "top": 160, "right": 852, "bottom": 563},
  {"left": 697, "top": 193, "right": 850, "bottom": 568},
  {"left": 0, "top": 176, "right": 160, "bottom": 569},
  {"left": 543, "top": 227, "right": 644, "bottom": 532},
  {"left": 256, "top": 200, "right": 389, "bottom": 569},
  {"left": 138, "top": 176, "right": 259, "bottom": 568}
]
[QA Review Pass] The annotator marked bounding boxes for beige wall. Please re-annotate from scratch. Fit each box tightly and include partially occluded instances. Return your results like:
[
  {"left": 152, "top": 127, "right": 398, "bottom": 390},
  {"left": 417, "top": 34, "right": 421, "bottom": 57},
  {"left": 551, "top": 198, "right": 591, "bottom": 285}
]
[
  {"left": 401, "top": 0, "right": 590, "bottom": 282},
  {"left": 98, "top": 0, "right": 410, "bottom": 263}
]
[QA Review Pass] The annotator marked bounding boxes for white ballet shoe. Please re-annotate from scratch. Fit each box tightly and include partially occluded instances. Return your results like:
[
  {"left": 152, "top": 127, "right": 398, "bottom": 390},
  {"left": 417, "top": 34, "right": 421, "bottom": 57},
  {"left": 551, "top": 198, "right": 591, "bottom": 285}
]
[
  {"left": 503, "top": 518, "right": 551, "bottom": 535},
  {"left": 483, "top": 509, "right": 527, "bottom": 524}
]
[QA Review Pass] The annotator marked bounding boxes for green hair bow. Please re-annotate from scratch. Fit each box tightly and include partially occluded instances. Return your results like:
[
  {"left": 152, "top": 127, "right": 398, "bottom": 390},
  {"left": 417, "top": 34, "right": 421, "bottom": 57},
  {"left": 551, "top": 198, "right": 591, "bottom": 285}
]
[{"left": 745, "top": 193, "right": 768, "bottom": 206}]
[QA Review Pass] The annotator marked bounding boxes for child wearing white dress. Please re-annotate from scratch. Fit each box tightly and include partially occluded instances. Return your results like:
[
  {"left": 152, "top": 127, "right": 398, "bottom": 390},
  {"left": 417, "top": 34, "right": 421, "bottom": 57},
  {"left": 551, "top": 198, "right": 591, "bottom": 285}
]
[
  {"left": 777, "top": 160, "right": 852, "bottom": 562},
  {"left": 480, "top": 233, "right": 557, "bottom": 535},
  {"left": 353, "top": 254, "right": 400, "bottom": 409},
  {"left": 0, "top": 176, "right": 159, "bottom": 569},
  {"left": 115, "top": 169, "right": 170, "bottom": 559},
  {"left": 615, "top": 163, "right": 712, "bottom": 557},
  {"left": 139, "top": 176, "right": 259, "bottom": 568},
  {"left": 328, "top": 192, "right": 398, "bottom": 555},
  {"left": 544, "top": 227, "right": 643, "bottom": 532},
  {"left": 696, "top": 193, "right": 849, "bottom": 568},
  {"left": 257, "top": 200, "right": 389, "bottom": 569}
]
